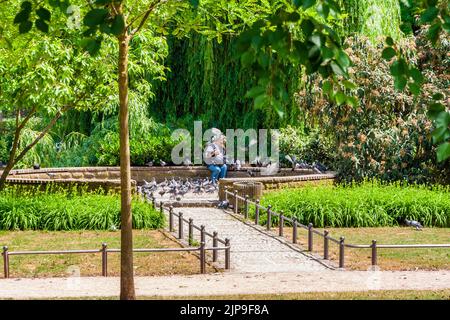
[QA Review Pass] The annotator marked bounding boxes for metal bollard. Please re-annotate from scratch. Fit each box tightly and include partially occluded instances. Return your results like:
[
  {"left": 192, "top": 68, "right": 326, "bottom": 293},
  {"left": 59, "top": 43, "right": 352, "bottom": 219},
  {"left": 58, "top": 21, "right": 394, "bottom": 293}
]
[
  {"left": 308, "top": 223, "right": 313, "bottom": 251},
  {"left": 2, "top": 246, "right": 9, "bottom": 279},
  {"left": 225, "top": 238, "right": 231, "bottom": 270},
  {"left": 339, "top": 236, "right": 345, "bottom": 268},
  {"left": 324, "top": 230, "right": 329, "bottom": 260},
  {"left": 188, "top": 219, "right": 194, "bottom": 246},
  {"left": 266, "top": 205, "right": 272, "bottom": 231},
  {"left": 200, "top": 225, "right": 206, "bottom": 243},
  {"left": 279, "top": 211, "right": 284, "bottom": 237},
  {"left": 244, "top": 195, "right": 249, "bottom": 219},
  {"left": 255, "top": 200, "right": 260, "bottom": 225},
  {"left": 371, "top": 240, "right": 377, "bottom": 266},
  {"left": 102, "top": 243, "right": 108, "bottom": 277},
  {"left": 213, "top": 231, "right": 218, "bottom": 262},
  {"left": 234, "top": 190, "right": 238, "bottom": 214},
  {"left": 292, "top": 218, "right": 298, "bottom": 244},
  {"left": 169, "top": 206, "right": 174, "bottom": 232},
  {"left": 178, "top": 212, "right": 184, "bottom": 239},
  {"left": 200, "top": 241, "right": 206, "bottom": 274}
]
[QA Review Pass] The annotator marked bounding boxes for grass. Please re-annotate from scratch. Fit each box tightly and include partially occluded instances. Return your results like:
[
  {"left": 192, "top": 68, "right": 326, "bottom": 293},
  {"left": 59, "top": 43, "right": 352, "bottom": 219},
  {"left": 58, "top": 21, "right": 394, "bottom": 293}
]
[
  {"left": 252, "top": 180, "right": 450, "bottom": 227},
  {"left": 0, "top": 230, "right": 215, "bottom": 278},
  {"left": 0, "top": 186, "right": 164, "bottom": 230},
  {"left": 34, "top": 289, "right": 450, "bottom": 300},
  {"left": 272, "top": 226, "right": 450, "bottom": 271}
]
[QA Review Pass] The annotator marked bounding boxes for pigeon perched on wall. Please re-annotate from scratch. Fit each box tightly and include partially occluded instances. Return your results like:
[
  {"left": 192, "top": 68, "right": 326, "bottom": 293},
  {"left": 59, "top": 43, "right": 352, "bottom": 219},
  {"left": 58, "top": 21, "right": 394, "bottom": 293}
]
[
  {"left": 145, "top": 161, "right": 154, "bottom": 167},
  {"left": 33, "top": 163, "right": 40, "bottom": 170},
  {"left": 405, "top": 219, "right": 423, "bottom": 231},
  {"left": 183, "top": 158, "right": 192, "bottom": 166},
  {"left": 159, "top": 160, "right": 167, "bottom": 167}
]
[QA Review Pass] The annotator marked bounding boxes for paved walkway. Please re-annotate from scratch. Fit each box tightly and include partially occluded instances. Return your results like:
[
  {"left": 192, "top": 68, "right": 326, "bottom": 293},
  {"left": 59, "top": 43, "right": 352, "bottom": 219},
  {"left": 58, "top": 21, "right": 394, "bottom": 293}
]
[
  {"left": 1, "top": 271, "right": 449, "bottom": 299},
  {"left": 168, "top": 208, "right": 328, "bottom": 273}
]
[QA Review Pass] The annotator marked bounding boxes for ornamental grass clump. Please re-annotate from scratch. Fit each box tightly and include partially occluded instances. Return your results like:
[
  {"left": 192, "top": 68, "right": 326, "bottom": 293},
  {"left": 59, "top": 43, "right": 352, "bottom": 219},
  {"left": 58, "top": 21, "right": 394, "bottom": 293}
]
[
  {"left": 0, "top": 186, "right": 164, "bottom": 231},
  {"left": 252, "top": 180, "right": 450, "bottom": 228}
]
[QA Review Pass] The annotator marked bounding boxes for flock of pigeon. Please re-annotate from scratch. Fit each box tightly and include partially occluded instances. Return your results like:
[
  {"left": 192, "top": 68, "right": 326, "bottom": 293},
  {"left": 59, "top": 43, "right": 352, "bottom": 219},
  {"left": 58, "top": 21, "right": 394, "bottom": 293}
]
[{"left": 138, "top": 177, "right": 219, "bottom": 201}]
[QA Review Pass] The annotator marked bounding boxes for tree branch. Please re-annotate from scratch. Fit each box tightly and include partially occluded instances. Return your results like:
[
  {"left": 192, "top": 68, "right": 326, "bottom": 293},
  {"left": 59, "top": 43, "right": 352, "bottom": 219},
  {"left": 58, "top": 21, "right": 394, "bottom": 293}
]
[
  {"left": 12, "top": 105, "right": 72, "bottom": 167},
  {"left": 129, "top": 0, "right": 168, "bottom": 36}
]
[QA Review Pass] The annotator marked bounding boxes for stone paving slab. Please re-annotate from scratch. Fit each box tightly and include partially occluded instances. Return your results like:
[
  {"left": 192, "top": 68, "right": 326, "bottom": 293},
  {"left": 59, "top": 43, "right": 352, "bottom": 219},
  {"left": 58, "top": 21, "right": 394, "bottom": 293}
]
[{"left": 166, "top": 208, "right": 327, "bottom": 273}]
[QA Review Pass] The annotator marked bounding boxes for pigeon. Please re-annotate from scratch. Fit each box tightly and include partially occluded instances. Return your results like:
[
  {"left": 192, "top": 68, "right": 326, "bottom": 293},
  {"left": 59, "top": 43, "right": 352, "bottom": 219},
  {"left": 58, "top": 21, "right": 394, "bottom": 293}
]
[
  {"left": 33, "top": 163, "right": 40, "bottom": 170},
  {"left": 405, "top": 219, "right": 423, "bottom": 231},
  {"left": 217, "top": 200, "right": 229, "bottom": 209},
  {"left": 314, "top": 161, "right": 328, "bottom": 172},
  {"left": 109, "top": 224, "right": 118, "bottom": 232},
  {"left": 145, "top": 161, "right": 154, "bottom": 167},
  {"left": 160, "top": 160, "right": 167, "bottom": 167},
  {"left": 183, "top": 158, "right": 192, "bottom": 166},
  {"left": 235, "top": 160, "right": 242, "bottom": 171}
]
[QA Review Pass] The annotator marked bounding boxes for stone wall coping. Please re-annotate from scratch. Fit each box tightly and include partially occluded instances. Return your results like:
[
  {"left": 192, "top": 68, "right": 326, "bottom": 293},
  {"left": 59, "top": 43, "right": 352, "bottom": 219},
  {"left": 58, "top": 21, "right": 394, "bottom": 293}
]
[
  {"left": 220, "top": 172, "right": 336, "bottom": 184},
  {"left": 4, "top": 166, "right": 318, "bottom": 175}
]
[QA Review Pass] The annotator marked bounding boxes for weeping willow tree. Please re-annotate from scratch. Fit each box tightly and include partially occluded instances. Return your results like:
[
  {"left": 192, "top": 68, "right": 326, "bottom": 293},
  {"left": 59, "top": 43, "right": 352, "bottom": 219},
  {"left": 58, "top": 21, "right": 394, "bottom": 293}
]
[
  {"left": 149, "top": 0, "right": 403, "bottom": 131},
  {"left": 149, "top": 33, "right": 301, "bottom": 130},
  {"left": 341, "top": 0, "right": 403, "bottom": 41}
]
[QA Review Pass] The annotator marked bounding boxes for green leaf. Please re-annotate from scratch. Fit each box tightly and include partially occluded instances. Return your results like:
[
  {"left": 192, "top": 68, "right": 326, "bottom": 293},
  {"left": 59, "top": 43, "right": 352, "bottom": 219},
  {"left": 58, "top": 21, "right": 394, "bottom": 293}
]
[
  {"left": 408, "top": 82, "right": 421, "bottom": 96},
  {"left": 190, "top": 0, "right": 200, "bottom": 8},
  {"left": 21, "top": 1, "right": 32, "bottom": 10},
  {"left": 335, "top": 91, "right": 346, "bottom": 105},
  {"left": 95, "top": 0, "right": 113, "bottom": 4},
  {"left": 14, "top": 9, "right": 31, "bottom": 24},
  {"left": 431, "top": 126, "right": 447, "bottom": 143},
  {"left": 322, "top": 80, "right": 332, "bottom": 94},
  {"left": 336, "top": 50, "right": 351, "bottom": 68},
  {"left": 84, "top": 9, "right": 109, "bottom": 28},
  {"left": 35, "top": 19, "right": 49, "bottom": 33},
  {"left": 382, "top": 47, "right": 396, "bottom": 60},
  {"left": 254, "top": 94, "right": 269, "bottom": 109},
  {"left": 82, "top": 38, "right": 102, "bottom": 56},
  {"left": 432, "top": 93, "right": 444, "bottom": 100},
  {"left": 394, "top": 76, "right": 407, "bottom": 91},
  {"left": 420, "top": 6, "right": 439, "bottom": 23},
  {"left": 346, "top": 96, "right": 358, "bottom": 107},
  {"left": 110, "top": 14, "right": 125, "bottom": 35},
  {"left": 385, "top": 36, "right": 394, "bottom": 46},
  {"left": 342, "top": 80, "right": 357, "bottom": 90},
  {"left": 36, "top": 7, "right": 51, "bottom": 21},
  {"left": 245, "top": 86, "right": 266, "bottom": 99},
  {"left": 409, "top": 67, "right": 424, "bottom": 84},
  {"left": 436, "top": 142, "right": 450, "bottom": 162},
  {"left": 427, "top": 103, "right": 445, "bottom": 120},
  {"left": 19, "top": 20, "right": 33, "bottom": 34},
  {"left": 330, "top": 61, "right": 344, "bottom": 76},
  {"left": 301, "top": 20, "right": 315, "bottom": 38},
  {"left": 428, "top": 22, "right": 441, "bottom": 44},
  {"left": 302, "top": 0, "right": 317, "bottom": 10},
  {"left": 241, "top": 51, "right": 255, "bottom": 67},
  {"left": 435, "top": 111, "right": 450, "bottom": 128}
]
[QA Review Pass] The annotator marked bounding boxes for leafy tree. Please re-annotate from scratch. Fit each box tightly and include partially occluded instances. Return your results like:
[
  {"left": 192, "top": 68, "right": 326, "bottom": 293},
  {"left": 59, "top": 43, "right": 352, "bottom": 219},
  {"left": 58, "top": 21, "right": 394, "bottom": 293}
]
[
  {"left": 0, "top": 2, "right": 116, "bottom": 189},
  {"left": 6, "top": 0, "right": 265, "bottom": 300}
]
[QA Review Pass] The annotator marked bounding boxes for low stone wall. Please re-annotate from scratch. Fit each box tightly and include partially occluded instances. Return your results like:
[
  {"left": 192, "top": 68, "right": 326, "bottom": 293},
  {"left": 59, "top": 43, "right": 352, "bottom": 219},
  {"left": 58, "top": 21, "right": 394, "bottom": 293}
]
[
  {"left": 218, "top": 173, "right": 336, "bottom": 200},
  {"left": 3, "top": 166, "right": 334, "bottom": 195}
]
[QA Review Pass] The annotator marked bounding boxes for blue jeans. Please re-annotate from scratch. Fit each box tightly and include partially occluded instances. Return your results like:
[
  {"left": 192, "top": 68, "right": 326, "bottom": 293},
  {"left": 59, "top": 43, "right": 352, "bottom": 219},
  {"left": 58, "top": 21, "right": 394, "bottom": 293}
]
[{"left": 207, "top": 164, "right": 227, "bottom": 183}]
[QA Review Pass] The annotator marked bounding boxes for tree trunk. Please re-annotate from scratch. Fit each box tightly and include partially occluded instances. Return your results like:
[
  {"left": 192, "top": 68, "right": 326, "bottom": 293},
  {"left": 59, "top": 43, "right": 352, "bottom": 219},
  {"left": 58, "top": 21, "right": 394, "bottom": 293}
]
[{"left": 118, "top": 31, "right": 135, "bottom": 300}]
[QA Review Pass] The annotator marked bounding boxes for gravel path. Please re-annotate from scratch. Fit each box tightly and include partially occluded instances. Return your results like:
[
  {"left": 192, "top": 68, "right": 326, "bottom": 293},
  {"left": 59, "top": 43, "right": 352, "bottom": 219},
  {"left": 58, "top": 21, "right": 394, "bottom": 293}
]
[
  {"left": 1, "top": 271, "right": 449, "bottom": 299},
  {"left": 168, "top": 208, "right": 328, "bottom": 273}
]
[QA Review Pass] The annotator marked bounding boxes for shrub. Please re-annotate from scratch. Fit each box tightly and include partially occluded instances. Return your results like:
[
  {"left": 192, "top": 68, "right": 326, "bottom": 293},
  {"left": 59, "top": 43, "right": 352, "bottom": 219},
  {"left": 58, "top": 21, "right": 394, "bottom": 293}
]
[
  {"left": 251, "top": 180, "right": 450, "bottom": 228},
  {"left": 0, "top": 187, "right": 164, "bottom": 231}
]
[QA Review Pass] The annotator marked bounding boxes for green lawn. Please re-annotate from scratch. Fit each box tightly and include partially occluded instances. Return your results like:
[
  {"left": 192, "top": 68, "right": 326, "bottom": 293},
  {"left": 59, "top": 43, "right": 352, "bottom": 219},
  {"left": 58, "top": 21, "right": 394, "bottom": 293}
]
[
  {"left": 0, "top": 230, "right": 214, "bottom": 278},
  {"left": 276, "top": 226, "right": 450, "bottom": 270}
]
